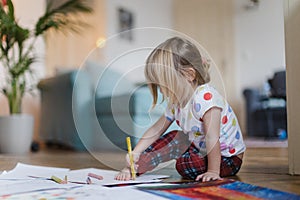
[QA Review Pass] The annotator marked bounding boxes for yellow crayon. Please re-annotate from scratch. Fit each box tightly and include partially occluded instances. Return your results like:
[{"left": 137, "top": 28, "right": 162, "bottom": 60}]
[
  {"left": 51, "top": 175, "right": 67, "bottom": 184},
  {"left": 126, "top": 137, "right": 136, "bottom": 180}
]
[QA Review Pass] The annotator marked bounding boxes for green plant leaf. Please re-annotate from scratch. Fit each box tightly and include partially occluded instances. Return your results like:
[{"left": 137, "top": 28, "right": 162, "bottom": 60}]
[
  {"left": 9, "top": 56, "right": 35, "bottom": 78},
  {"left": 6, "top": 0, "right": 15, "bottom": 21},
  {"left": 16, "top": 26, "right": 30, "bottom": 57},
  {"left": 35, "top": 0, "right": 92, "bottom": 36}
]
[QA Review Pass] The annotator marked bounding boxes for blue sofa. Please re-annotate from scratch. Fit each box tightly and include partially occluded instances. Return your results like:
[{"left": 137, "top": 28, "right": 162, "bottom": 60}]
[{"left": 38, "top": 61, "right": 179, "bottom": 151}]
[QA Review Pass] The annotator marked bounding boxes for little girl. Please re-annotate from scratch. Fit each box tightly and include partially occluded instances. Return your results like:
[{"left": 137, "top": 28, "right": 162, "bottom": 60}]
[{"left": 115, "top": 37, "right": 246, "bottom": 182}]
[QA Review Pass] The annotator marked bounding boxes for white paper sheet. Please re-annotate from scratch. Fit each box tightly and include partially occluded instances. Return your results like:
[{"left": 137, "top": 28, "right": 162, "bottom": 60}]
[
  {"left": 0, "top": 179, "right": 80, "bottom": 196},
  {"left": 0, "top": 163, "right": 170, "bottom": 197},
  {"left": 67, "top": 168, "right": 169, "bottom": 186},
  {"left": 0, "top": 163, "right": 69, "bottom": 180}
]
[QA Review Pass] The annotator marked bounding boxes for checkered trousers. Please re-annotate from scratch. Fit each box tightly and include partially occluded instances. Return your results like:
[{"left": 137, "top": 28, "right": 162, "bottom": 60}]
[{"left": 136, "top": 130, "right": 243, "bottom": 180}]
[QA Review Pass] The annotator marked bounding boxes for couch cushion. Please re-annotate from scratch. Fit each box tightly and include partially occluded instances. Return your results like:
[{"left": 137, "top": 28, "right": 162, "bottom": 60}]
[
  {"left": 95, "top": 93, "right": 133, "bottom": 115},
  {"left": 84, "top": 60, "right": 135, "bottom": 98},
  {"left": 130, "top": 85, "right": 166, "bottom": 115},
  {"left": 95, "top": 85, "right": 165, "bottom": 116}
]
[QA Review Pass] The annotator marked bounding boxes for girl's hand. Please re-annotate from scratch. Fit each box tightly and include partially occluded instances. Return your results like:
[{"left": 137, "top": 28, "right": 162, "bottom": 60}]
[
  {"left": 195, "top": 171, "right": 221, "bottom": 182},
  {"left": 125, "top": 152, "right": 140, "bottom": 169},
  {"left": 115, "top": 152, "right": 140, "bottom": 181}
]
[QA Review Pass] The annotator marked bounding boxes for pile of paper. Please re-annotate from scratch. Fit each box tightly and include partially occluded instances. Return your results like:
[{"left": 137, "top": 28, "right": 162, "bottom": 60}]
[{"left": 0, "top": 163, "right": 170, "bottom": 200}]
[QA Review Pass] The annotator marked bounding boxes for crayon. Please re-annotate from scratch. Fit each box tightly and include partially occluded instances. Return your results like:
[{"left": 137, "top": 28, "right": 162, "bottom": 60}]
[
  {"left": 126, "top": 137, "right": 136, "bottom": 180},
  {"left": 88, "top": 172, "right": 103, "bottom": 180},
  {"left": 51, "top": 175, "right": 67, "bottom": 184},
  {"left": 86, "top": 176, "right": 92, "bottom": 184}
]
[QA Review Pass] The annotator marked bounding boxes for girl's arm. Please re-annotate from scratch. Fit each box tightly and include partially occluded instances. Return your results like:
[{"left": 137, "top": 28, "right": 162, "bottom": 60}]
[
  {"left": 133, "top": 115, "right": 173, "bottom": 154},
  {"left": 196, "top": 107, "right": 222, "bottom": 182}
]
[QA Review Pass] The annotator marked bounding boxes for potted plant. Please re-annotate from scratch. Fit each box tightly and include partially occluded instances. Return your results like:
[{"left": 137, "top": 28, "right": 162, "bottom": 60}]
[{"left": 0, "top": 0, "right": 92, "bottom": 153}]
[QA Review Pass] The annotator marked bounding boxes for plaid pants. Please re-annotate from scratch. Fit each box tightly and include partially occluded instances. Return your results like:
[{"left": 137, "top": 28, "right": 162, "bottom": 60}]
[{"left": 136, "top": 130, "right": 243, "bottom": 180}]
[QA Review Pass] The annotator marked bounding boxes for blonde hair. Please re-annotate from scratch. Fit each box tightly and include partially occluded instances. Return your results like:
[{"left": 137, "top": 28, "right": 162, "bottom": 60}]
[{"left": 145, "top": 37, "right": 210, "bottom": 107}]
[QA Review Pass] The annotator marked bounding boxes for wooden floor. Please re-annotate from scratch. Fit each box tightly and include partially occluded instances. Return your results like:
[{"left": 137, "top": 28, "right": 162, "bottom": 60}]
[{"left": 0, "top": 146, "right": 299, "bottom": 195}]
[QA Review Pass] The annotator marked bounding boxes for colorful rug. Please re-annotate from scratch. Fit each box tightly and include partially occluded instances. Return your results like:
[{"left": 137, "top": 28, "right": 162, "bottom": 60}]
[{"left": 138, "top": 179, "right": 300, "bottom": 200}]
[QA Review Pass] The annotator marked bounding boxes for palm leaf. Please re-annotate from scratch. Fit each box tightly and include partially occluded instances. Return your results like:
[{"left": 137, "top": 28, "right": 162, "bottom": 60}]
[
  {"left": 35, "top": 0, "right": 92, "bottom": 36},
  {"left": 6, "top": 0, "right": 15, "bottom": 21},
  {"left": 9, "top": 56, "right": 35, "bottom": 78},
  {"left": 0, "top": 0, "right": 29, "bottom": 57},
  {"left": 46, "top": 0, "right": 92, "bottom": 15}
]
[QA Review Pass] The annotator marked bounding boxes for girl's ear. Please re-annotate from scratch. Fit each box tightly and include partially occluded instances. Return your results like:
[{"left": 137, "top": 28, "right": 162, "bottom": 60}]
[{"left": 182, "top": 67, "right": 196, "bottom": 83}]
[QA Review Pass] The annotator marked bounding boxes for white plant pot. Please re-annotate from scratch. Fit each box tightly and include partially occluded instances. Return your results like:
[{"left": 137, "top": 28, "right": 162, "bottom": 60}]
[{"left": 0, "top": 114, "right": 34, "bottom": 154}]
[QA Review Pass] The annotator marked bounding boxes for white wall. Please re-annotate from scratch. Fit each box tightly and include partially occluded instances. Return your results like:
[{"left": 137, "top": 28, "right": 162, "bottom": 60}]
[
  {"left": 234, "top": 0, "right": 286, "bottom": 133},
  {"left": 101, "top": 0, "right": 173, "bottom": 83},
  {"left": 45, "top": 0, "right": 106, "bottom": 75},
  {"left": 235, "top": 0, "right": 285, "bottom": 89},
  {"left": 45, "top": 0, "right": 174, "bottom": 84},
  {"left": 173, "top": 0, "right": 236, "bottom": 104},
  {"left": 13, "top": 0, "right": 46, "bottom": 79}
]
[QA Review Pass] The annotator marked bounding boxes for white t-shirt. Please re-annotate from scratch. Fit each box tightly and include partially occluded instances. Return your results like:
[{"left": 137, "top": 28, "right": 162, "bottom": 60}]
[{"left": 165, "top": 84, "right": 246, "bottom": 157}]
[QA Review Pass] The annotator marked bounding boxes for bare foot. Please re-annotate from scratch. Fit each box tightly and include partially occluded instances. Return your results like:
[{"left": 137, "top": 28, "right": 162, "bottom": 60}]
[{"left": 114, "top": 167, "right": 132, "bottom": 181}]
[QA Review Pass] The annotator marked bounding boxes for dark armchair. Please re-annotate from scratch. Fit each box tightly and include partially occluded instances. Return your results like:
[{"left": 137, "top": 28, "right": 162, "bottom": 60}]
[{"left": 243, "top": 71, "right": 287, "bottom": 138}]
